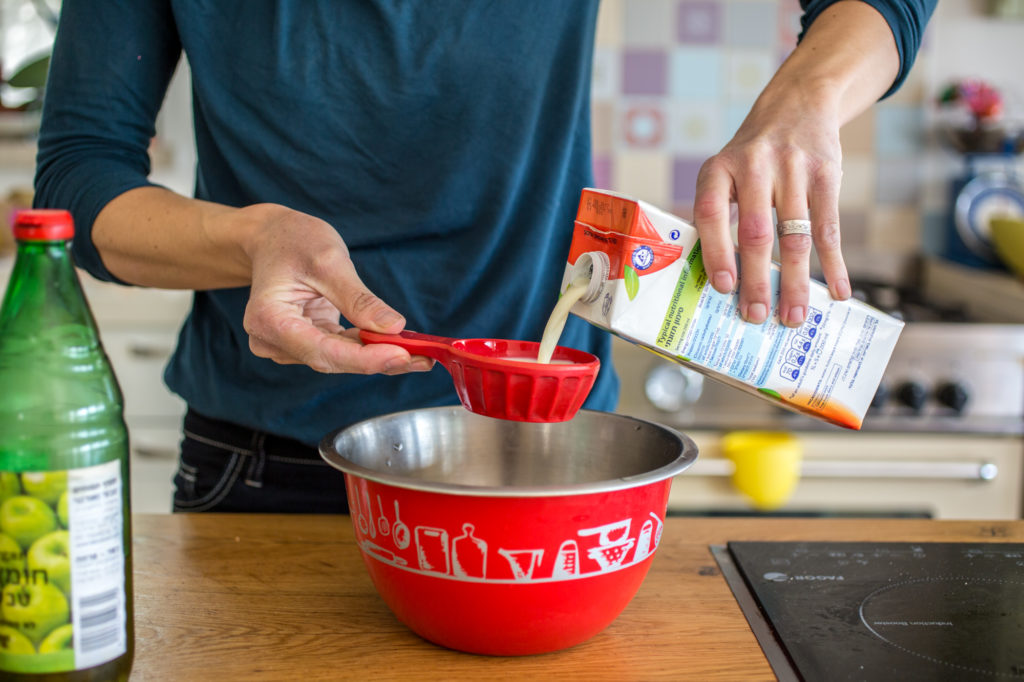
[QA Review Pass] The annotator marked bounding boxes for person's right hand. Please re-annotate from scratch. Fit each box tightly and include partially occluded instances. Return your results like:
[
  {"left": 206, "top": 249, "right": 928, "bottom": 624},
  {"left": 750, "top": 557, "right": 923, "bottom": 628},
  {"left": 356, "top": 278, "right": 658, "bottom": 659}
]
[{"left": 239, "top": 204, "right": 435, "bottom": 375}]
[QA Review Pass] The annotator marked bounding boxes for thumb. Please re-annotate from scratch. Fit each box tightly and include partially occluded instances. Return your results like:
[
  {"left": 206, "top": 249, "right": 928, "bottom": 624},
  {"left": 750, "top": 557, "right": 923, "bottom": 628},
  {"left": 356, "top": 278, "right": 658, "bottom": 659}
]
[{"left": 330, "top": 262, "right": 406, "bottom": 334}]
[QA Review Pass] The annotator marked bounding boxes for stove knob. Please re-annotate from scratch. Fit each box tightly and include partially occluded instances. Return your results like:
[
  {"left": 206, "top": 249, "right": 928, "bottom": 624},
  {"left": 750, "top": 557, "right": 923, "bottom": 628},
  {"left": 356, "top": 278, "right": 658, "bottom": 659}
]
[
  {"left": 870, "top": 382, "right": 889, "bottom": 409},
  {"left": 644, "top": 364, "right": 704, "bottom": 412},
  {"left": 935, "top": 381, "right": 970, "bottom": 413},
  {"left": 895, "top": 381, "right": 928, "bottom": 412}
]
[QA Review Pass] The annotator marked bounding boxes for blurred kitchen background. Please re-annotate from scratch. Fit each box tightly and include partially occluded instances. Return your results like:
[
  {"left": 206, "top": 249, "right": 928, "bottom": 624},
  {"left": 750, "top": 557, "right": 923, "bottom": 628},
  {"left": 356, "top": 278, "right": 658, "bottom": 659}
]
[{"left": 1, "top": 1, "right": 1023, "bottom": 518}]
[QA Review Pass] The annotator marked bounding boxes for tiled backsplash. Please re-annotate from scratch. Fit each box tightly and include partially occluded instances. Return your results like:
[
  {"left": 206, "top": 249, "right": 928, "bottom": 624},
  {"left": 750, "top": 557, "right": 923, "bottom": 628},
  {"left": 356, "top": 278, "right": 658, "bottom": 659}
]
[{"left": 591, "top": 0, "right": 1024, "bottom": 280}]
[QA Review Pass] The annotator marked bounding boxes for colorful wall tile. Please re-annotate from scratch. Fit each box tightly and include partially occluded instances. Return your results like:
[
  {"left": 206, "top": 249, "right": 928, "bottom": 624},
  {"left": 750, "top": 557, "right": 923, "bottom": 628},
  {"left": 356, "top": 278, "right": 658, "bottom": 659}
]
[
  {"left": 670, "top": 48, "right": 723, "bottom": 99},
  {"left": 622, "top": 49, "right": 669, "bottom": 96},
  {"left": 677, "top": 1, "right": 722, "bottom": 44},
  {"left": 591, "top": 0, "right": 943, "bottom": 271}
]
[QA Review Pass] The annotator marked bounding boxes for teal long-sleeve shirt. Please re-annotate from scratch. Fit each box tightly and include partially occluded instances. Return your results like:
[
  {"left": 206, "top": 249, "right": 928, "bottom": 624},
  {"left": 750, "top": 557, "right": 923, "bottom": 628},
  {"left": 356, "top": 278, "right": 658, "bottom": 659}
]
[{"left": 34, "top": 0, "right": 934, "bottom": 445}]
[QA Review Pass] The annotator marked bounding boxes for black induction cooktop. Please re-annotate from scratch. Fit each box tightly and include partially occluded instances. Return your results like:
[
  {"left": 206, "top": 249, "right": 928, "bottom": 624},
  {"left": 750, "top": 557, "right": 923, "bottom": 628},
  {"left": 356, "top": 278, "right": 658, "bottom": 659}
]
[{"left": 712, "top": 542, "right": 1024, "bottom": 681}]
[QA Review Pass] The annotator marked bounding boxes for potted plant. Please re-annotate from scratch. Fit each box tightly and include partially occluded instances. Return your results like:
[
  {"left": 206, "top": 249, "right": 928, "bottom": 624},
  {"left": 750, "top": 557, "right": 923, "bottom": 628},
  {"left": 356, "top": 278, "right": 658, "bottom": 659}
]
[{"left": 936, "top": 78, "right": 1023, "bottom": 155}]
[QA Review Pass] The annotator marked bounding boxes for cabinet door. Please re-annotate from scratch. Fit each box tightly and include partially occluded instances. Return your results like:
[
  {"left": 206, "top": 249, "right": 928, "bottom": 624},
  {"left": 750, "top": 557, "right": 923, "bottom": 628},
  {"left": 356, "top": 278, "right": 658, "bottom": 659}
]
[
  {"left": 101, "top": 329, "right": 186, "bottom": 421},
  {"left": 130, "top": 433, "right": 180, "bottom": 514}
]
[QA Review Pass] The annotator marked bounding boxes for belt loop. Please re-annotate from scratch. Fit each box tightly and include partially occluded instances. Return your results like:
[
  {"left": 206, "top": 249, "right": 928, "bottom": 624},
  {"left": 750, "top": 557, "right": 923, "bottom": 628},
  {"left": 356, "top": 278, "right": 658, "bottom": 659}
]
[{"left": 245, "top": 432, "right": 267, "bottom": 488}]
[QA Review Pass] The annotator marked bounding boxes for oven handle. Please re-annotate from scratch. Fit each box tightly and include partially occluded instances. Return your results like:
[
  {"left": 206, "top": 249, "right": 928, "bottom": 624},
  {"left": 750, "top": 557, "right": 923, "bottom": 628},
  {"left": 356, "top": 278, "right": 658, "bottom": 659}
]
[{"left": 688, "top": 459, "right": 999, "bottom": 481}]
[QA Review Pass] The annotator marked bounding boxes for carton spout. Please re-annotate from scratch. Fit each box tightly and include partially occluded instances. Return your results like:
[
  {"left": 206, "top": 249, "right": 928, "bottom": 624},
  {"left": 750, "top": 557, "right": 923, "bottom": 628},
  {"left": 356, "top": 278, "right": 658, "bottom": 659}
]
[{"left": 571, "top": 251, "right": 610, "bottom": 304}]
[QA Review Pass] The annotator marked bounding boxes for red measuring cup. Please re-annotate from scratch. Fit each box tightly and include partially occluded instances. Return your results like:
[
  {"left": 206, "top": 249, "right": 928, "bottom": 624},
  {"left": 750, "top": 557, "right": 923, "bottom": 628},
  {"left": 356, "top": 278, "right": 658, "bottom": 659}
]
[{"left": 359, "top": 330, "right": 600, "bottom": 423}]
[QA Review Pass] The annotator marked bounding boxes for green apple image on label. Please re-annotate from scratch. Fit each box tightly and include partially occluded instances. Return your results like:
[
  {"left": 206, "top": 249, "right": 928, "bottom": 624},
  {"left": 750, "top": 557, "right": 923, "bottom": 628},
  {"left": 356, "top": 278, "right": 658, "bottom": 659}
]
[
  {"left": 20, "top": 472, "right": 67, "bottom": 508},
  {"left": 2, "top": 580, "right": 70, "bottom": 649},
  {"left": 0, "top": 496, "right": 58, "bottom": 552},
  {"left": 2, "top": 582, "right": 69, "bottom": 647},
  {"left": 38, "top": 623, "right": 73, "bottom": 654},
  {"left": 57, "top": 491, "right": 68, "bottom": 529},
  {"left": 0, "top": 474, "right": 20, "bottom": 505},
  {"left": 27, "top": 531, "right": 70, "bottom": 597},
  {"left": 0, "top": 623, "right": 35, "bottom": 654},
  {"left": 0, "top": 533, "right": 25, "bottom": 588}
]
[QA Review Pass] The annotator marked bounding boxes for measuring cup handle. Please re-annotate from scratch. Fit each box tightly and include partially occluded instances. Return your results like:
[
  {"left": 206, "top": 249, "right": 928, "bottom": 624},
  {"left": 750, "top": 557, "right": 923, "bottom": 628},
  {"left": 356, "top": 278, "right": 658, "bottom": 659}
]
[{"left": 359, "top": 329, "right": 454, "bottom": 362}]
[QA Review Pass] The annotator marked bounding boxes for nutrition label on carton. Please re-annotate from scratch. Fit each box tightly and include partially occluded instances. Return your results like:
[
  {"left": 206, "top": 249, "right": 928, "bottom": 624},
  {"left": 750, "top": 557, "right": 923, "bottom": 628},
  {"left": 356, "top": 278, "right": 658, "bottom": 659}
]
[{"left": 656, "top": 242, "right": 792, "bottom": 387}]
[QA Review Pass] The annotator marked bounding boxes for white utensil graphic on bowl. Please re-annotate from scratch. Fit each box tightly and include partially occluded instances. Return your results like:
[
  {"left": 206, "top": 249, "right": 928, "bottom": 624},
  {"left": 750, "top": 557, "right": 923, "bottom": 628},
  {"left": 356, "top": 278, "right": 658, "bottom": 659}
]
[
  {"left": 392, "top": 500, "right": 411, "bottom": 549},
  {"left": 577, "top": 519, "right": 631, "bottom": 546},
  {"left": 351, "top": 482, "right": 369, "bottom": 536},
  {"left": 499, "top": 548, "right": 544, "bottom": 581},
  {"left": 553, "top": 540, "right": 580, "bottom": 578},
  {"left": 361, "top": 539, "right": 408, "bottom": 566},
  {"left": 651, "top": 512, "right": 664, "bottom": 548},
  {"left": 452, "top": 523, "right": 487, "bottom": 579},
  {"left": 360, "top": 480, "right": 376, "bottom": 538},
  {"left": 585, "top": 539, "right": 635, "bottom": 571},
  {"left": 634, "top": 519, "right": 654, "bottom": 562},
  {"left": 416, "top": 527, "right": 451, "bottom": 574},
  {"left": 579, "top": 518, "right": 634, "bottom": 572},
  {"left": 376, "top": 495, "right": 390, "bottom": 536}
]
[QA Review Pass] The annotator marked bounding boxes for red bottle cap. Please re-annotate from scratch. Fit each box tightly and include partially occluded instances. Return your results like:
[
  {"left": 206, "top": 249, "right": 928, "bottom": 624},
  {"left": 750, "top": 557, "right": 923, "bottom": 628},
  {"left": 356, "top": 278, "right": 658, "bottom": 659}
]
[{"left": 13, "top": 209, "right": 75, "bottom": 241}]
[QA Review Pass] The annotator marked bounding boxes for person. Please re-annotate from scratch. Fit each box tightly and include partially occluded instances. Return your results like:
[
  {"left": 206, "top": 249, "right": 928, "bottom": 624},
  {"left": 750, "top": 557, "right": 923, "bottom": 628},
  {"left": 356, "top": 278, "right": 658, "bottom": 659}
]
[{"left": 33, "top": 0, "right": 935, "bottom": 513}]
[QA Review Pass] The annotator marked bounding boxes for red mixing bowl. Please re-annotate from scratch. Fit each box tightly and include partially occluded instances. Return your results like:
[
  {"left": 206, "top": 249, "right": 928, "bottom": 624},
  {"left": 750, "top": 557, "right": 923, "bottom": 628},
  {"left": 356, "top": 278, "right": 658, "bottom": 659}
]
[{"left": 320, "top": 407, "right": 698, "bottom": 655}]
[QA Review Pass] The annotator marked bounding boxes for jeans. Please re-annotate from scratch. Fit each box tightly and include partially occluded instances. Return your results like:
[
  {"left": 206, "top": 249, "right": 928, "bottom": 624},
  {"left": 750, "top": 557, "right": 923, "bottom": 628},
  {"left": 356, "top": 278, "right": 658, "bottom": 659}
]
[{"left": 172, "top": 408, "right": 349, "bottom": 513}]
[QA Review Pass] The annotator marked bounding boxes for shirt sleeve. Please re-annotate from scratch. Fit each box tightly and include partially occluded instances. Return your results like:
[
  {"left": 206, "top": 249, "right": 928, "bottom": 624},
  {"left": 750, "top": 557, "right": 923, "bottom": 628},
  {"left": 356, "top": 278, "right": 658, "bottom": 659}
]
[
  {"left": 33, "top": 0, "right": 182, "bottom": 284},
  {"left": 799, "top": 0, "right": 938, "bottom": 100}
]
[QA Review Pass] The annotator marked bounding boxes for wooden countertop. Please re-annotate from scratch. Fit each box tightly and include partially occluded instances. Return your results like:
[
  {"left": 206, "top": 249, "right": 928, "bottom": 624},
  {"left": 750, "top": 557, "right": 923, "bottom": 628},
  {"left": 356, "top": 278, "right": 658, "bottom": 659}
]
[{"left": 131, "top": 515, "right": 1024, "bottom": 681}]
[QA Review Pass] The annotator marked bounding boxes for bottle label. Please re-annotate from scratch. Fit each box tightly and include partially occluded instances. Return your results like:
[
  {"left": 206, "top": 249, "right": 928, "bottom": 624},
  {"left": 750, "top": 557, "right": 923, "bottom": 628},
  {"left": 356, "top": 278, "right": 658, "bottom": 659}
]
[{"left": 0, "top": 460, "right": 128, "bottom": 674}]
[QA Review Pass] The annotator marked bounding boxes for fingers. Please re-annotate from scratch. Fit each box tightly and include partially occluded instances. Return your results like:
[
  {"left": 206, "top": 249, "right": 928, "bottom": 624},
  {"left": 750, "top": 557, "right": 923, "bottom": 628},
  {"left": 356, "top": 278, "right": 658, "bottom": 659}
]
[
  {"left": 693, "top": 160, "right": 737, "bottom": 295},
  {"left": 774, "top": 156, "right": 813, "bottom": 328},
  {"left": 245, "top": 305, "right": 435, "bottom": 375},
  {"left": 734, "top": 169, "right": 776, "bottom": 325},
  {"left": 776, "top": 158, "right": 849, "bottom": 328},
  {"left": 299, "top": 245, "right": 440, "bottom": 374},
  {"left": 808, "top": 164, "right": 851, "bottom": 303},
  {"left": 696, "top": 147, "right": 848, "bottom": 328},
  {"left": 241, "top": 208, "right": 434, "bottom": 375},
  {"left": 322, "top": 256, "right": 407, "bottom": 335}
]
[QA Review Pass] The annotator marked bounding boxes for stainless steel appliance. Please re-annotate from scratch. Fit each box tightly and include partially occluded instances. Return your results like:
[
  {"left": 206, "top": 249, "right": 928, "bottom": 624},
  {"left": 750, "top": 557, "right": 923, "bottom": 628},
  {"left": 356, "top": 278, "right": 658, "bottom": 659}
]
[
  {"left": 612, "top": 271, "right": 1024, "bottom": 519},
  {"left": 712, "top": 541, "right": 1024, "bottom": 681}
]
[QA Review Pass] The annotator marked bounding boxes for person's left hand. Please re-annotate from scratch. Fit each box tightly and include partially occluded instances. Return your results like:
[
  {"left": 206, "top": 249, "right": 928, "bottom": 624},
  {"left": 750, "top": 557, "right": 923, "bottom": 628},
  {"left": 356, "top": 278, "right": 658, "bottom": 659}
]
[{"left": 693, "top": 82, "right": 853, "bottom": 329}]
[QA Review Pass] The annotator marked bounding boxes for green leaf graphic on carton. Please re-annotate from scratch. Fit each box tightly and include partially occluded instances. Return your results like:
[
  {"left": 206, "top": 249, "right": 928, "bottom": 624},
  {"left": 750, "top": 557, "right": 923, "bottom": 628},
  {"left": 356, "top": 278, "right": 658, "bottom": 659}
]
[
  {"left": 624, "top": 265, "right": 639, "bottom": 300},
  {"left": 758, "top": 388, "right": 782, "bottom": 401}
]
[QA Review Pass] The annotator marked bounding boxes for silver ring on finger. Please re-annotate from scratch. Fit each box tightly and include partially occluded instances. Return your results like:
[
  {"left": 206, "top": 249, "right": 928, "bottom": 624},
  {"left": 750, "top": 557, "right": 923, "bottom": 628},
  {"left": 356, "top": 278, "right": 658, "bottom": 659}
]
[{"left": 776, "top": 219, "right": 812, "bottom": 238}]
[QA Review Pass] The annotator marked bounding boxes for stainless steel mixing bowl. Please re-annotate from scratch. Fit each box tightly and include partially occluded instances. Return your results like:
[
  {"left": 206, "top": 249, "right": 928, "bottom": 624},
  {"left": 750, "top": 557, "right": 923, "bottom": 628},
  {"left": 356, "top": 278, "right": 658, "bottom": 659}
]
[{"left": 320, "top": 406, "right": 698, "bottom": 494}]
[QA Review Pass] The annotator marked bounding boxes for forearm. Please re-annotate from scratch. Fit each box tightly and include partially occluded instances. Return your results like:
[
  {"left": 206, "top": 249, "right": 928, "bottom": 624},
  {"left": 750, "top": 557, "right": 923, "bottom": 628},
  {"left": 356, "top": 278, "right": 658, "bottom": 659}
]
[
  {"left": 693, "top": 0, "right": 907, "bottom": 326},
  {"left": 758, "top": 0, "right": 900, "bottom": 128},
  {"left": 92, "top": 187, "right": 263, "bottom": 290}
]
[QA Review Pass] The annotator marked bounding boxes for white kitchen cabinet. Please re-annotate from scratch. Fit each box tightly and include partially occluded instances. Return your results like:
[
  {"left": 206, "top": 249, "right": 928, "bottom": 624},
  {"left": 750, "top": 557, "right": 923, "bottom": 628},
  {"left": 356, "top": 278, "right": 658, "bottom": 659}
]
[{"left": 666, "top": 431, "right": 1023, "bottom": 520}]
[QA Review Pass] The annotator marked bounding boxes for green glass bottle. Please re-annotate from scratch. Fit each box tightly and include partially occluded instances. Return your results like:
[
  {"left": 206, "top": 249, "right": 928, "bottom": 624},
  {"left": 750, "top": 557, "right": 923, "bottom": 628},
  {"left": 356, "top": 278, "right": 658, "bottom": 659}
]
[{"left": 0, "top": 210, "right": 133, "bottom": 681}]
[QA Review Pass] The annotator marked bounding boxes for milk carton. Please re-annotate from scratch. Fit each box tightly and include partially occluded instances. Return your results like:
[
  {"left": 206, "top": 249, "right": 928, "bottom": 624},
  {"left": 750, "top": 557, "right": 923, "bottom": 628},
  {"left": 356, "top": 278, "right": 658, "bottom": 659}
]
[{"left": 563, "top": 188, "right": 903, "bottom": 430}]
